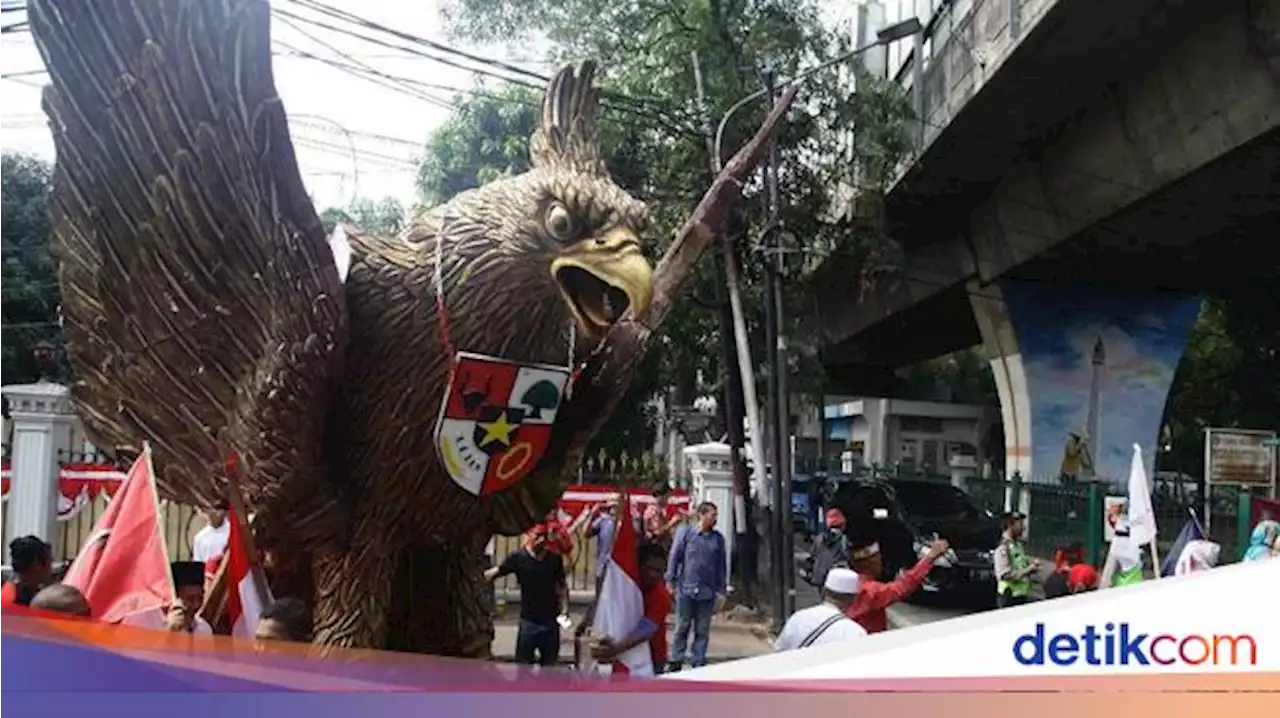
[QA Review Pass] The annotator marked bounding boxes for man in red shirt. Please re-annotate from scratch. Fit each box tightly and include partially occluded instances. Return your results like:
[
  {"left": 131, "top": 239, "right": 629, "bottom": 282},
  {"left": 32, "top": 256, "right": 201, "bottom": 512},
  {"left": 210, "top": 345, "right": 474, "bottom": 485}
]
[
  {"left": 588, "top": 542, "right": 672, "bottom": 675},
  {"left": 844, "top": 534, "right": 949, "bottom": 633}
]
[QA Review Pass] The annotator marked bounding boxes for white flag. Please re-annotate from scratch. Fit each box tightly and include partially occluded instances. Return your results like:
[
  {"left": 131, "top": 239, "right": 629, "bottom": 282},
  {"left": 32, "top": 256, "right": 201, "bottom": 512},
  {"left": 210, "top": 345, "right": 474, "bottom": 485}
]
[{"left": 1126, "top": 444, "right": 1158, "bottom": 547}]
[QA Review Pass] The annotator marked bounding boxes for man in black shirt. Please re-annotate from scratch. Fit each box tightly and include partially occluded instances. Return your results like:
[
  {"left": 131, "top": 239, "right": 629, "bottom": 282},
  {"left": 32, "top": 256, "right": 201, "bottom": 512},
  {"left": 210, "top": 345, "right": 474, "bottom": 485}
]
[{"left": 485, "top": 524, "right": 568, "bottom": 666}]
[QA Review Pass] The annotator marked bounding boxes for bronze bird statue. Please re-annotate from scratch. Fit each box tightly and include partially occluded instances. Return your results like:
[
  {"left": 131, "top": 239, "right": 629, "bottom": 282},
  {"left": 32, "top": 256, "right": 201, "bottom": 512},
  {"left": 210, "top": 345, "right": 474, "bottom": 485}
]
[{"left": 29, "top": 0, "right": 794, "bottom": 654}]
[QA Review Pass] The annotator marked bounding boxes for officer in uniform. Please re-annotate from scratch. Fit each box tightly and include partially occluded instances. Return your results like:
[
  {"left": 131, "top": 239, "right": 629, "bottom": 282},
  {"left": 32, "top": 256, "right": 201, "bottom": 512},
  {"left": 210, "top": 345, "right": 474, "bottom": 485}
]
[{"left": 993, "top": 511, "right": 1040, "bottom": 608}]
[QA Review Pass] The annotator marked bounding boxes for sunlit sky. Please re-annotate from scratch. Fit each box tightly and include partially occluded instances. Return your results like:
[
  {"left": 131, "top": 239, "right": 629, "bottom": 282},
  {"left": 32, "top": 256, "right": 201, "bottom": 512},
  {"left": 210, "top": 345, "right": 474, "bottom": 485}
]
[
  {"left": 0, "top": 1, "right": 899, "bottom": 211},
  {"left": 0, "top": 0, "right": 556, "bottom": 211}
]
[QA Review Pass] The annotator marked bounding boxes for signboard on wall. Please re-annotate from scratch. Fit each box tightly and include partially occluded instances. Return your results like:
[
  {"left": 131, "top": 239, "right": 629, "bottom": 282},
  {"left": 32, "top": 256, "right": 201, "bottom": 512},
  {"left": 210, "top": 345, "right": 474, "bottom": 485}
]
[{"left": 1204, "top": 428, "right": 1277, "bottom": 488}]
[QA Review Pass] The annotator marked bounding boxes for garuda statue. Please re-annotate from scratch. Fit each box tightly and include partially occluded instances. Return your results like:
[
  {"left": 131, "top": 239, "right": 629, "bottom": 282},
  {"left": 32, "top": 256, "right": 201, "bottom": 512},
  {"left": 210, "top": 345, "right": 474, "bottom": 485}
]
[{"left": 29, "top": 0, "right": 792, "bottom": 655}]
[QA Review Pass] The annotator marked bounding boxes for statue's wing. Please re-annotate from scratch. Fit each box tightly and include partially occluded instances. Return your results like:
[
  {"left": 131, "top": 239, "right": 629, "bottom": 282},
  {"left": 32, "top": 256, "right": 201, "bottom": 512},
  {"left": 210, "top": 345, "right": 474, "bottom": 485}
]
[{"left": 30, "top": 0, "right": 348, "bottom": 514}]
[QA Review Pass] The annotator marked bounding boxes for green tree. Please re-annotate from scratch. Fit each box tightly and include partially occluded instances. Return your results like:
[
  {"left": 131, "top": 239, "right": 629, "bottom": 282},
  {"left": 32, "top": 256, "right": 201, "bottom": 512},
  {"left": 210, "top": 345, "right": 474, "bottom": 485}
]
[
  {"left": 1161, "top": 286, "right": 1280, "bottom": 476},
  {"left": 416, "top": 84, "right": 540, "bottom": 206},
  {"left": 319, "top": 196, "right": 408, "bottom": 236},
  {"left": 1, "top": 153, "right": 67, "bottom": 384}
]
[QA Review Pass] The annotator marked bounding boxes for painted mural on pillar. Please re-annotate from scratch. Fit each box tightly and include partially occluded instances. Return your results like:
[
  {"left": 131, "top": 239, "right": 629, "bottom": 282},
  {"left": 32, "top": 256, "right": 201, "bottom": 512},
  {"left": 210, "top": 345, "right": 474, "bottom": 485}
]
[{"left": 999, "top": 281, "right": 1201, "bottom": 486}]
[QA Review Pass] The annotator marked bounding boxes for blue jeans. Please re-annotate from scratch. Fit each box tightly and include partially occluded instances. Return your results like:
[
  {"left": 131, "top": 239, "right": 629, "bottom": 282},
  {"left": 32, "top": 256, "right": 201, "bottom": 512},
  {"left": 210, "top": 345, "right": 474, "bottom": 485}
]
[
  {"left": 669, "top": 595, "right": 714, "bottom": 667},
  {"left": 515, "top": 619, "right": 560, "bottom": 666}
]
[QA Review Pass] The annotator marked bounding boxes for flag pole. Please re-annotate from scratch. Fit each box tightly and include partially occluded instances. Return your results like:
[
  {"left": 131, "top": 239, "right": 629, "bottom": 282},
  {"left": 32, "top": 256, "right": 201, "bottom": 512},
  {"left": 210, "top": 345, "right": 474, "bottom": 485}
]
[
  {"left": 224, "top": 451, "right": 273, "bottom": 611},
  {"left": 142, "top": 441, "right": 178, "bottom": 602}
]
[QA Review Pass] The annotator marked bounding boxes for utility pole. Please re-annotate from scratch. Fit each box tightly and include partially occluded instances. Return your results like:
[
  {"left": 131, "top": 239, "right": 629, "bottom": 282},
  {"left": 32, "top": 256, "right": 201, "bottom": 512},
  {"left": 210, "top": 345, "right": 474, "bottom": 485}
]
[
  {"left": 759, "top": 66, "right": 784, "bottom": 629},
  {"left": 762, "top": 69, "right": 795, "bottom": 621},
  {"left": 691, "top": 51, "right": 760, "bottom": 597}
]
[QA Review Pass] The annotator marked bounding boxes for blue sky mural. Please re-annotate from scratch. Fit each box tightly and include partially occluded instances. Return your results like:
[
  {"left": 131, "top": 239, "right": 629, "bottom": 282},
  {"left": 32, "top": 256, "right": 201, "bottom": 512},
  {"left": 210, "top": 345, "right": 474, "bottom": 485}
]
[{"left": 1000, "top": 281, "right": 1201, "bottom": 485}]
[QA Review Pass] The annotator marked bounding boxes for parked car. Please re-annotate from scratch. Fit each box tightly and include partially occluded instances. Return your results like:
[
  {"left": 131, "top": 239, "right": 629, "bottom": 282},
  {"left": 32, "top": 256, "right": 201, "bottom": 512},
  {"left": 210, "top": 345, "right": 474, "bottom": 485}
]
[{"left": 829, "top": 477, "right": 1001, "bottom": 603}]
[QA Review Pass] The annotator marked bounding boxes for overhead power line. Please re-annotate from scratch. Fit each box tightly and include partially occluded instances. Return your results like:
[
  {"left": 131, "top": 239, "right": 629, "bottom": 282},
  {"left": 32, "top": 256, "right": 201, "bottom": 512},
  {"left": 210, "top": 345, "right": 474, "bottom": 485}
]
[
  {"left": 271, "top": 5, "right": 698, "bottom": 137},
  {"left": 273, "top": 46, "right": 540, "bottom": 111},
  {"left": 271, "top": 13, "right": 457, "bottom": 111},
  {"left": 285, "top": 0, "right": 548, "bottom": 85}
]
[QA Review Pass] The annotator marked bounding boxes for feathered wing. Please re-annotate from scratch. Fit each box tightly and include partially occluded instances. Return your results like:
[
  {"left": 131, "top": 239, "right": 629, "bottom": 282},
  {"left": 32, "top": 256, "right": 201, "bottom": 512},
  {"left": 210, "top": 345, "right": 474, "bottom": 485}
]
[{"left": 30, "top": 0, "right": 347, "bottom": 525}]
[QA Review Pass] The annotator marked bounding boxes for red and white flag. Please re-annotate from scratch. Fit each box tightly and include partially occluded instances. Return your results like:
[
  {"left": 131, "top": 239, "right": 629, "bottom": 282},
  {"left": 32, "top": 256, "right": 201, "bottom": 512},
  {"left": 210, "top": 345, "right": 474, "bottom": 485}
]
[
  {"left": 224, "top": 497, "right": 272, "bottom": 638},
  {"left": 62, "top": 445, "right": 174, "bottom": 623},
  {"left": 589, "top": 491, "right": 653, "bottom": 676}
]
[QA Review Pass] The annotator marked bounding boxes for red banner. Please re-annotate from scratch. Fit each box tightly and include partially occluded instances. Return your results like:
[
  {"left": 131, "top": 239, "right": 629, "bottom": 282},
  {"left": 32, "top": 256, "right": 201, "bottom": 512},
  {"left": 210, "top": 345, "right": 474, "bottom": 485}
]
[
  {"left": 0, "top": 462, "right": 127, "bottom": 521},
  {"left": 1251, "top": 495, "right": 1280, "bottom": 527},
  {"left": 554, "top": 484, "right": 691, "bottom": 528}
]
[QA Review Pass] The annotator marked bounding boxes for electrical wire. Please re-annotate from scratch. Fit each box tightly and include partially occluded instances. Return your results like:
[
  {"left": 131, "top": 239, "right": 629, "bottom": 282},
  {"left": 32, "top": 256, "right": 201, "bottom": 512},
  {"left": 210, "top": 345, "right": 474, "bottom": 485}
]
[
  {"left": 271, "top": 12, "right": 457, "bottom": 112},
  {"left": 285, "top": 0, "right": 548, "bottom": 84},
  {"left": 273, "top": 47, "right": 541, "bottom": 111},
  {"left": 270, "top": 5, "right": 699, "bottom": 138},
  {"left": 285, "top": 0, "right": 683, "bottom": 118}
]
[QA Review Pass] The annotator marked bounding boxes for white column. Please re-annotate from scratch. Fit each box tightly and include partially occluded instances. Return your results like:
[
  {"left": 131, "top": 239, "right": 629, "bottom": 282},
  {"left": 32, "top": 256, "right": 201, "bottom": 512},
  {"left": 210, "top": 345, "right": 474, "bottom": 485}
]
[{"left": 2, "top": 382, "right": 75, "bottom": 560}]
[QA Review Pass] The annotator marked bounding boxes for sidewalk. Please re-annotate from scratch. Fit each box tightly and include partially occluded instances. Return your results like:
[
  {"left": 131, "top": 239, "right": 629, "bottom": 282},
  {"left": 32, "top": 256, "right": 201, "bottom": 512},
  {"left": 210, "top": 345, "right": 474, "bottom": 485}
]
[{"left": 491, "top": 603, "right": 773, "bottom": 664}]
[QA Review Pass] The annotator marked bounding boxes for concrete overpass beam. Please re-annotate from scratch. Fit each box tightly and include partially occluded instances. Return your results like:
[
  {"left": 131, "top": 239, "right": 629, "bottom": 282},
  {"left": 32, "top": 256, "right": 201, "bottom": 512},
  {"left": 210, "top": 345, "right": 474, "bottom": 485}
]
[
  {"left": 974, "top": 0, "right": 1280, "bottom": 280},
  {"left": 968, "top": 279, "right": 1202, "bottom": 484}
]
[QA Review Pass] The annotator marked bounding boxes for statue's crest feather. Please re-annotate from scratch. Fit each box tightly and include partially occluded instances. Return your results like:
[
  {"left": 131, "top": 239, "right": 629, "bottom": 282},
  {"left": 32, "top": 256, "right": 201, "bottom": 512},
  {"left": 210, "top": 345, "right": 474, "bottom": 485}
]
[{"left": 530, "top": 62, "right": 607, "bottom": 175}]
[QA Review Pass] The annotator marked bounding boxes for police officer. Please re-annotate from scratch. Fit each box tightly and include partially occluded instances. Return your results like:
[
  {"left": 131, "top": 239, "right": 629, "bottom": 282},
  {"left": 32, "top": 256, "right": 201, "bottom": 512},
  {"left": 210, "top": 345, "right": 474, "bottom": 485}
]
[{"left": 993, "top": 511, "right": 1040, "bottom": 608}]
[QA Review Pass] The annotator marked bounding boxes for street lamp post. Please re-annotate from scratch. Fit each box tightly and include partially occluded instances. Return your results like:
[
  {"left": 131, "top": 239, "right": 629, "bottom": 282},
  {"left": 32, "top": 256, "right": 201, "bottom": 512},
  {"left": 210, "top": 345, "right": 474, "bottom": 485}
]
[
  {"left": 716, "top": 12, "right": 926, "bottom": 622},
  {"left": 709, "top": 16, "right": 923, "bottom": 624}
]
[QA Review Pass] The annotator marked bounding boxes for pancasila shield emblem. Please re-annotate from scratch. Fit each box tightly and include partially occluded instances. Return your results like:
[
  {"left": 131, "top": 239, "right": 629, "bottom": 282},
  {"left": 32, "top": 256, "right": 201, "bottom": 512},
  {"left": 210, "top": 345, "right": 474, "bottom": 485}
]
[{"left": 434, "top": 352, "right": 570, "bottom": 496}]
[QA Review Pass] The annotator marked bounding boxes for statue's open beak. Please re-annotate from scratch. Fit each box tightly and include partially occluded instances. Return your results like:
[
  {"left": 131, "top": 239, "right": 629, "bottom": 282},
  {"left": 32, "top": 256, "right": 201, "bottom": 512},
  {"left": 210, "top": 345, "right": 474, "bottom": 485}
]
[{"left": 551, "top": 227, "right": 653, "bottom": 335}]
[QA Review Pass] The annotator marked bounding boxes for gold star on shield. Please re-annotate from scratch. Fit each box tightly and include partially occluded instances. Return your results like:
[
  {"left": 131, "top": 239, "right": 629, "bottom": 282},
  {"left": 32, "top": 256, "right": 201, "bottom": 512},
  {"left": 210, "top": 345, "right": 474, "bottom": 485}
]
[{"left": 477, "top": 411, "right": 517, "bottom": 449}]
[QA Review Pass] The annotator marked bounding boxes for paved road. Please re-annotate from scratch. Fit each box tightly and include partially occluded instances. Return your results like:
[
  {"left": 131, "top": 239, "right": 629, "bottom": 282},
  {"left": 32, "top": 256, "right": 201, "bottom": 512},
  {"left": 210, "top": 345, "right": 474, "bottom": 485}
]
[
  {"left": 789, "top": 549, "right": 1057, "bottom": 630},
  {"left": 789, "top": 566, "right": 979, "bottom": 629},
  {"left": 491, "top": 603, "right": 773, "bottom": 665}
]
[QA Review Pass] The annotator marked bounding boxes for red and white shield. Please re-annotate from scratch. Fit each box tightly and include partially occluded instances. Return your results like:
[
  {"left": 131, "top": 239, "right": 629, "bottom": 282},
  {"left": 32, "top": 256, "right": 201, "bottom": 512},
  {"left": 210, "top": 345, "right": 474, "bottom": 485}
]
[{"left": 434, "top": 352, "right": 571, "bottom": 497}]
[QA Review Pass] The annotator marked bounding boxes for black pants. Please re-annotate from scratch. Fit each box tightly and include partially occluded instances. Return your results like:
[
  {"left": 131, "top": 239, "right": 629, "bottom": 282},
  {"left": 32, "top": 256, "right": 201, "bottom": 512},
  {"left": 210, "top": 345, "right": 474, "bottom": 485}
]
[
  {"left": 998, "top": 592, "right": 1029, "bottom": 609},
  {"left": 515, "top": 619, "right": 560, "bottom": 666}
]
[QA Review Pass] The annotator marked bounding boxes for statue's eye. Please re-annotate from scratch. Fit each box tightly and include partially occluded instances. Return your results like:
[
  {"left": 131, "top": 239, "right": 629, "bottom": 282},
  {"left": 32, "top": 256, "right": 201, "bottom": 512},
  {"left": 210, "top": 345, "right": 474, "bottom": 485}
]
[{"left": 545, "top": 202, "right": 577, "bottom": 241}]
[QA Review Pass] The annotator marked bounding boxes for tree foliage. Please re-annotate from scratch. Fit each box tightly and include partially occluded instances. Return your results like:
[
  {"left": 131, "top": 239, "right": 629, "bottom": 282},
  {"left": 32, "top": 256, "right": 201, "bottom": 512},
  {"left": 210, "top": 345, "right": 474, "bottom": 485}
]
[
  {"left": 1, "top": 153, "right": 67, "bottom": 385},
  {"left": 319, "top": 196, "right": 408, "bottom": 236},
  {"left": 1161, "top": 286, "right": 1280, "bottom": 475}
]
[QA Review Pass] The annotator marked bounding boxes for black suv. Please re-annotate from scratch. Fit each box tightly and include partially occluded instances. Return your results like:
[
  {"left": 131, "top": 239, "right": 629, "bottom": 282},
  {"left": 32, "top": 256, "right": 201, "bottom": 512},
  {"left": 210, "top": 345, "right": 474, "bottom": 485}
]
[{"left": 829, "top": 477, "right": 1001, "bottom": 603}]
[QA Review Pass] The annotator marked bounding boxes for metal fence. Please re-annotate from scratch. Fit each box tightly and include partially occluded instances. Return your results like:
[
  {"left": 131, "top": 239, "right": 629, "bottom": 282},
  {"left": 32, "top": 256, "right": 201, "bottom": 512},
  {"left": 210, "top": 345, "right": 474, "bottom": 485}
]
[{"left": 489, "top": 532, "right": 604, "bottom": 601}]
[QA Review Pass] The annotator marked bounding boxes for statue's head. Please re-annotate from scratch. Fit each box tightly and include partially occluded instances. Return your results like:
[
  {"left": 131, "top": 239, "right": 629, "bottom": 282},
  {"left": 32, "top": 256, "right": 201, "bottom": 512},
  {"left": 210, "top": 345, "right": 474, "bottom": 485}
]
[{"left": 464, "top": 62, "right": 654, "bottom": 340}]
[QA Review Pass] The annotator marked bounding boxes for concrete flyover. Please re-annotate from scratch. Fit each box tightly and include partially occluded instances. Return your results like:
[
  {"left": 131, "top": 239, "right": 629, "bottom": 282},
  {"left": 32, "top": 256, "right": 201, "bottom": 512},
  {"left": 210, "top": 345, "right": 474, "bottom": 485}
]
[{"left": 817, "top": 0, "right": 1280, "bottom": 391}]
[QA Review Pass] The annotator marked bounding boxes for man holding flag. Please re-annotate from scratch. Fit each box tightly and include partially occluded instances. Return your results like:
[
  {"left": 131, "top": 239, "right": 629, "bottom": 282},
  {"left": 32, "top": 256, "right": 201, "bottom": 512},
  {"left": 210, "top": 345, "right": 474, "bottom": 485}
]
[
  {"left": 61, "top": 445, "right": 175, "bottom": 626},
  {"left": 1101, "top": 445, "right": 1159, "bottom": 588},
  {"left": 580, "top": 490, "right": 672, "bottom": 677}
]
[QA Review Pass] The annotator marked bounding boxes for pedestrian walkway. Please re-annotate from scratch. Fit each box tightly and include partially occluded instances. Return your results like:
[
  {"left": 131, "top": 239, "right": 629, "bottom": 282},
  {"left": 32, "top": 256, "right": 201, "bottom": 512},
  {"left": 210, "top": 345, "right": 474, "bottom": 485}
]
[{"left": 491, "top": 604, "right": 773, "bottom": 664}]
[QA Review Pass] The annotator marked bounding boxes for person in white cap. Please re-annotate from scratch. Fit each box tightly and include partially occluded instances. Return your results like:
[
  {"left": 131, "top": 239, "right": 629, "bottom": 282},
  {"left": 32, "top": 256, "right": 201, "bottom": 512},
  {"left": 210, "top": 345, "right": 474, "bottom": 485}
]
[{"left": 773, "top": 567, "right": 868, "bottom": 651}]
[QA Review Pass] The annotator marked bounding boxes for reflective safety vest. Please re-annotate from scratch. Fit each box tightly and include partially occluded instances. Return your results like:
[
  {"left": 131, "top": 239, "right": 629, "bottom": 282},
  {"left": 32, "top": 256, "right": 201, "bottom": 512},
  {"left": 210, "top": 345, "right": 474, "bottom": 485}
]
[
  {"left": 997, "top": 539, "right": 1033, "bottom": 597},
  {"left": 1112, "top": 565, "right": 1144, "bottom": 587}
]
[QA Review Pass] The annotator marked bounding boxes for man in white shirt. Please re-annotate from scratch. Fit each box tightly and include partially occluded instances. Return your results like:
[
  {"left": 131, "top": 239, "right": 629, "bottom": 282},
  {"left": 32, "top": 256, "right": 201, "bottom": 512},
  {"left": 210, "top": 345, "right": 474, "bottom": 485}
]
[
  {"left": 774, "top": 567, "right": 867, "bottom": 651},
  {"left": 192, "top": 503, "right": 230, "bottom": 563}
]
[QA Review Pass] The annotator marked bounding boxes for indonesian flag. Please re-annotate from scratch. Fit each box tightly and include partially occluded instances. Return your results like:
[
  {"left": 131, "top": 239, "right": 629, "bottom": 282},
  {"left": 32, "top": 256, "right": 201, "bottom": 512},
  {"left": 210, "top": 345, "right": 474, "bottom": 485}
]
[
  {"left": 62, "top": 446, "right": 174, "bottom": 623},
  {"left": 222, "top": 455, "right": 272, "bottom": 634},
  {"left": 225, "top": 499, "right": 272, "bottom": 638},
  {"left": 590, "top": 490, "right": 653, "bottom": 676}
]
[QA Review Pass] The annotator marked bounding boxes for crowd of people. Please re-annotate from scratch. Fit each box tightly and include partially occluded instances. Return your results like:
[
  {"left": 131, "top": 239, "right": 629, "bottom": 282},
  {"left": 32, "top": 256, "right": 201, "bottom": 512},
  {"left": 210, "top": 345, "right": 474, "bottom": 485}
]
[
  {"left": 485, "top": 486, "right": 729, "bottom": 675},
  {"left": 1, "top": 504, "right": 313, "bottom": 650},
  {"left": 6, "top": 486, "right": 1276, "bottom": 671},
  {"left": 787, "top": 504, "right": 1280, "bottom": 651}
]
